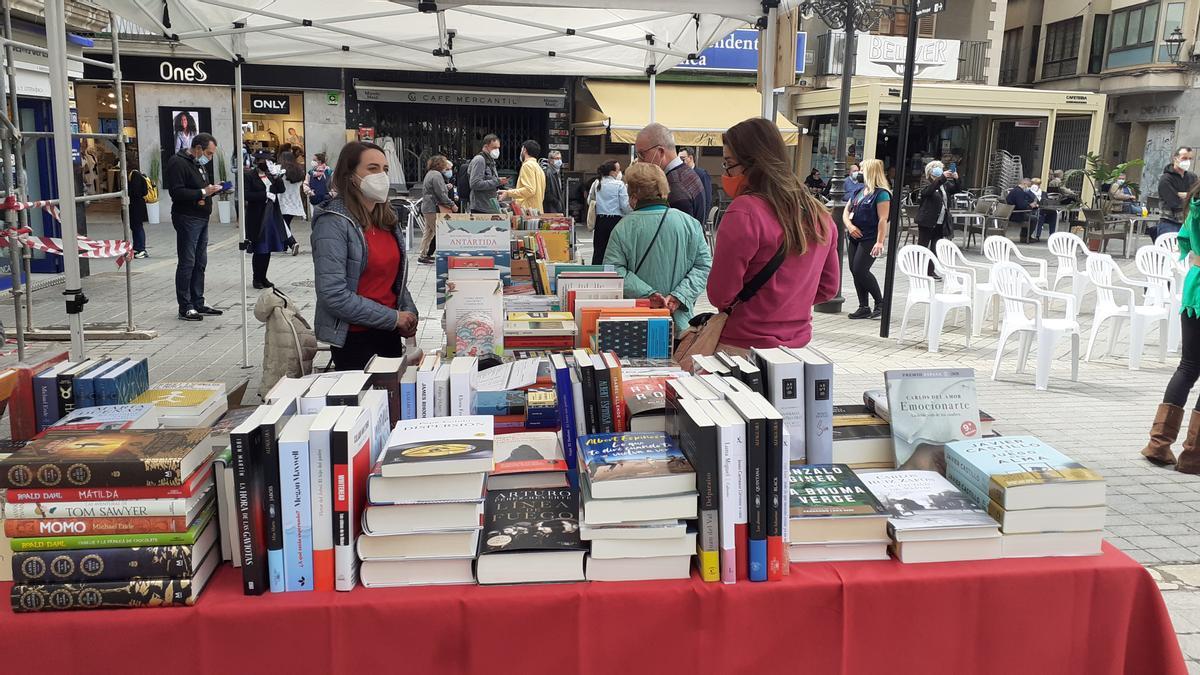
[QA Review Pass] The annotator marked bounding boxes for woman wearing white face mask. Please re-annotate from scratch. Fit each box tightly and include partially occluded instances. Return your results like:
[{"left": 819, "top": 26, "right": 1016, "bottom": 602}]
[
  {"left": 419, "top": 155, "right": 458, "bottom": 265},
  {"left": 311, "top": 141, "right": 419, "bottom": 371},
  {"left": 914, "top": 160, "right": 960, "bottom": 278}
]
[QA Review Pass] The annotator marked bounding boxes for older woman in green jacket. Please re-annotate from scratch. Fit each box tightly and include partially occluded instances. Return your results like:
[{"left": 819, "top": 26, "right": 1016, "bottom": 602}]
[{"left": 603, "top": 161, "right": 712, "bottom": 332}]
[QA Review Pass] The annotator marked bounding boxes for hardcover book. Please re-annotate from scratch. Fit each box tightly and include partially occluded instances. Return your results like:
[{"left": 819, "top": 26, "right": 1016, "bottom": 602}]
[
  {"left": 884, "top": 369, "right": 981, "bottom": 473},
  {"left": 10, "top": 502, "right": 217, "bottom": 551},
  {"left": 489, "top": 432, "right": 568, "bottom": 490},
  {"left": 476, "top": 488, "right": 586, "bottom": 585},
  {"left": 788, "top": 464, "right": 888, "bottom": 518},
  {"left": 12, "top": 520, "right": 219, "bottom": 583},
  {"left": 381, "top": 416, "right": 494, "bottom": 478},
  {"left": 945, "top": 436, "right": 1105, "bottom": 510},
  {"left": 578, "top": 431, "right": 695, "bottom": 499},
  {"left": 0, "top": 429, "right": 212, "bottom": 489},
  {"left": 11, "top": 550, "right": 219, "bottom": 612},
  {"left": 48, "top": 404, "right": 155, "bottom": 432},
  {"left": 858, "top": 470, "right": 999, "bottom": 541}
]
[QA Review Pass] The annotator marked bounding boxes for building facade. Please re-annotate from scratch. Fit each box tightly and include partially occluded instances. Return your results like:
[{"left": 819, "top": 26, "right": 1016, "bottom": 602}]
[{"left": 1001, "top": 0, "right": 1200, "bottom": 183}]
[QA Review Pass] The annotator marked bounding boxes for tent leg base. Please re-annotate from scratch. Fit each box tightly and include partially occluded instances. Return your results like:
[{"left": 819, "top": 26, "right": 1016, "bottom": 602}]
[{"left": 25, "top": 327, "right": 158, "bottom": 341}]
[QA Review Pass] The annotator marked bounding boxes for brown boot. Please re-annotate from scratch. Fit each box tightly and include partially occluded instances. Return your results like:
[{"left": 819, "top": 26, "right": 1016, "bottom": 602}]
[
  {"left": 1177, "top": 410, "right": 1200, "bottom": 474},
  {"left": 1142, "top": 403, "right": 1184, "bottom": 466}
]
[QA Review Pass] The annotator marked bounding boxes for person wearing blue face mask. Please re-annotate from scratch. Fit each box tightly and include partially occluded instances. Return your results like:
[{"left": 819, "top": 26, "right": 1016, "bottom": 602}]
[
  {"left": 418, "top": 154, "right": 458, "bottom": 265},
  {"left": 914, "top": 159, "right": 960, "bottom": 278},
  {"left": 164, "top": 132, "right": 223, "bottom": 321},
  {"left": 544, "top": 149, "right": 565, "bottom": 214}
]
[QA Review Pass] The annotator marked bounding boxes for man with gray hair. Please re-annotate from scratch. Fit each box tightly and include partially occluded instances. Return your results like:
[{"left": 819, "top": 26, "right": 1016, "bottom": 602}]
[
  {"left": 635, "top": 123, "right": 707, "bottom": 223},
  {"left": 1005, "top": 177, "right": 1039, "bottom": 243},
  {"left": 544, "top": 149, "right": 565, "bottom": 213}
]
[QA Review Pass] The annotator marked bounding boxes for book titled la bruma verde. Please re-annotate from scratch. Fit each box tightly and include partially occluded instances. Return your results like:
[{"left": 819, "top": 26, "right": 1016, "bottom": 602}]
[{"left": 788, "top": 464, "right": 887, "bottom": 518}]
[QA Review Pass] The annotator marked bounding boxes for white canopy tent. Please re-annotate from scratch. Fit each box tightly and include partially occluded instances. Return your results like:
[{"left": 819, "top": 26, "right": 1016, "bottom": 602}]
[{"left": 66, "top": 0, "right": 791, "bottom": 363}]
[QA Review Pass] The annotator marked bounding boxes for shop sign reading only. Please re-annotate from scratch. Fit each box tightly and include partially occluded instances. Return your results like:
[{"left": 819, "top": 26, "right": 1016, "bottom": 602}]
[{"left": 249, "top": 94, "right": 291, "bottom": 115}]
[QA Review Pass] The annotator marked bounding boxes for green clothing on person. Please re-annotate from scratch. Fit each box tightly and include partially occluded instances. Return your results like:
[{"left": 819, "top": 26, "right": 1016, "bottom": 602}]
[
  {"left": 1180, "top": 198, "right": 1200, "bottom": 317},
  {"left": 603, "top": 200, "right": 713, "bottom": 332}
]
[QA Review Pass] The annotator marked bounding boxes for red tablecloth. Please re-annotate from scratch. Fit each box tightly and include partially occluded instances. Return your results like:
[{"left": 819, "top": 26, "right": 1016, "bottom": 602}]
[{"left": 0, "top": 543, "right": 1183, "bottom": 675}]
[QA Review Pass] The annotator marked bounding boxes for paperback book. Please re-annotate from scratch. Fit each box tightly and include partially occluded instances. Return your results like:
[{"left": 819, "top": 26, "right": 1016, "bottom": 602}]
[
  {"left": 884, "top": 369, "right": 980, "bottom": 473},
  {"left": 476, "top": 487, "right": 586, "bottom": 584}
]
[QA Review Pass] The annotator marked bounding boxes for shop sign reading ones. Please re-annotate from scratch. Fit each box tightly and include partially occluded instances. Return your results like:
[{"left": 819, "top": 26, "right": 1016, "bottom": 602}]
[
  {"left": 159, "top": 59, "right": 209, "bottom": 82},
  {"left": 249, "top": 94, "right": 291, "bottom": 115}
]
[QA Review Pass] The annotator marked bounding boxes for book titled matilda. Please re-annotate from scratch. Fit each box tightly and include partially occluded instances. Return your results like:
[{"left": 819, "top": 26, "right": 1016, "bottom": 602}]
[{"left": 884, "top": 368, "right": 980, "bottom": 474}]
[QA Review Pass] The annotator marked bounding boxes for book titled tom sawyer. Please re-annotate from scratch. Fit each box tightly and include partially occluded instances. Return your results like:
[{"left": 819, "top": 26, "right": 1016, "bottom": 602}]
[{"left": 0, "top": 429, "right": 212, "bottom": 489}]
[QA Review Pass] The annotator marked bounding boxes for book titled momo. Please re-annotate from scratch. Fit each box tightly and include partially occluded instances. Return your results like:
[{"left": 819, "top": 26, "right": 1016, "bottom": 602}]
[
  {"left": 945, "top": 436, "right": 1105, "bottom": 510},
  {"left": 380, "top": 416, "right": 494, "bottom": 478},
  {"left": 578, "top": 432, "right": 695, "bottom": 499},
  {"left": 0, "top": 429, "right": 212, "bottom": 489},
  {"left": 884, "top": 369, "right": 980, "bottom": 474}
]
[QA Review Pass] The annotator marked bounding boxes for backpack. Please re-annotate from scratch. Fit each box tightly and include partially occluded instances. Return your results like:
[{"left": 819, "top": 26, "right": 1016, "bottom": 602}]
[
  {"left": 308, "top": 168, "right": 331, "bottom": 206},
  {"left": 131, "top": 170, "right": 158, "bottom": 204},
  {"left": 456, "top": 162, "right": 473, "bottom": 207}
]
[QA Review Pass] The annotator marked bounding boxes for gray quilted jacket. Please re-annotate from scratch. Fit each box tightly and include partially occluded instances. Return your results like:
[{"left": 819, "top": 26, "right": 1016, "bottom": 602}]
[{"left": 310, "top": 198, "right": 418, "bottom": 347}]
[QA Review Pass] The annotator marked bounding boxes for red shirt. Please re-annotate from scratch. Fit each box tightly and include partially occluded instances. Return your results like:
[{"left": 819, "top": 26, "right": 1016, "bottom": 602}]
[{"left": 351, "top": 225, "right": 400, "bottom": 332}]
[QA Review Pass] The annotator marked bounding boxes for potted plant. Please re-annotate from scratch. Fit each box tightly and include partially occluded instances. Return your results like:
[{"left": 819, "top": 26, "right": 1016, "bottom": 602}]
[
  {"left": 1063, "top": 152, "right": 1145, "bottom": 210},
  {"left": 215, "top": 152, "right": 232, "bottom": 224},
  {"left": 146, "top": 148, "right": 161, "bottom": 224}
]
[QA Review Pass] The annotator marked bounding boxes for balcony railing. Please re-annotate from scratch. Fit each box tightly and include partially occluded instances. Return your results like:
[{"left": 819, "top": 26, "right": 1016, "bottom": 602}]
[{"left": 814, "top": 33, "right": 990, "bottom": 84}]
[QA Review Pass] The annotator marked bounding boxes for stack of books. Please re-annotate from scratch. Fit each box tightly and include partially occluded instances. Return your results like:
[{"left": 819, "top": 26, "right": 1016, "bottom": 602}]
[
  {"left": 787, "top": 464, "right": 890, "bottom": 562},
  {"left": 32, "top": 356, "right": 149, "bottom": 432},
  {"left": 829, "top": 404, "right": 893, "bottom": 471},
  {"left": 946, "top": 436, "right": 1105, "bottom": 558},
  {"left": 1, "top": 429, "right": 220, "bottom": 611},
  {"left": 489, "top": 431, "right": 569, "bottom": 489},
  {"left": 505, "top": 311, "right": 575, "bottom": 352},
  {"left": 859, "top": 470, "right": 1001, "bottom": 563},
  {"left": 357, "top": 416, "right": 493, "bottom": 587},
  {"left": 578, "top": 432, "right": 697, "bottom": 582},
  {"left": 132, "top": 381, "right": 228, "bottom": 428}
]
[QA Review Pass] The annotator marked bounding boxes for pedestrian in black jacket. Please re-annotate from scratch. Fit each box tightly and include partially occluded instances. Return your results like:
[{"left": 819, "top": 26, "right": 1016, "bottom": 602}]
[
  {"left": 127, "top": 168, "right": 149, "bottom": 258},
  {"left": 915, "top": 160, "right": 960, "bottom": 277},
  {"left": 245, "top": 158, "right": 288, "bottom": 289},
  {"left": 164, "top": 133, "right": 222, "bottom": 321},
  {"left": 1156, "top": 146, "right": 1198, "bottom": 239},
  {"left": 1006, "top": 178, "right": 1039, "bottom": 243}
]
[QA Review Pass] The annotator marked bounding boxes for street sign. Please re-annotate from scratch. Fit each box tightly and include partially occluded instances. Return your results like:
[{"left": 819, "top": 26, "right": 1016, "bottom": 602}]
[
  {"left": 915, "top": 0, "right": 947, "bottom": 17},
  {"left": 677, "top": 29, "right": 807, "bottom": 73}
]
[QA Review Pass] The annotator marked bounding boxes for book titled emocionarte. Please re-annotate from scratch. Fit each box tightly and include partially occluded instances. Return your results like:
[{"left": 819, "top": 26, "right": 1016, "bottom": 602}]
[{"left": 883, "top": 369, "right": 980, "bottom": 474}]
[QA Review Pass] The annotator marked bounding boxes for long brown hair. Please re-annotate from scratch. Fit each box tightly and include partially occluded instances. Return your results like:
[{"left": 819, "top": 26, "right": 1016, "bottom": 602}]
[
  {"left": 725, "top": 117, "right": 829, "bottom": 255},
  {"left": 332, "top": 141, "right": 398, "bottom": 232}
]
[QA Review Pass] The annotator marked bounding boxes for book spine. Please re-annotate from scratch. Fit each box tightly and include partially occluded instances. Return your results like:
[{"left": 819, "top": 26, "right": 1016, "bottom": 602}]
[
  {"left": 450, "top": 368, "right": 470, "bottom": 417},
  {"left": 6, "top": 481, "right": 199, "bottom": 503},
  {"left": 680, "top": 415, "right": 720, "bottom": 583},
  {"left": 608, "top": 360, "right": 626, "bottom": 433},
  {"left": 4, "top": 498, "right": 194, "bottom": 519},
  {"left": 594, "top": 370, "right": 614, "bottom": 434},
  {"left": 945, "top": 469, "right": 990, "bottom": 511},
  {"left": 310, "top": 430, "right": 334, "bottom": 592},
  {"left": 280, "top": 438, "right": 313, "bottom": 592},
  {"left": 0, "top": 455, "right": 186, "bottom": 489},
  {"left": 767, "top": 361, "right": 806, "bottom": 463},
  {"left": 764, "top": 415, "right": 784, "bottom": 581},
  {"left": 745, "top": 417, "right": 767, "bottom": 582},
  {"left": 75, "top": 376, "right": 95, "bottom": 411},
  {"left": 9, "top": 366, "right": 41, "bottom": 441},
  {"left": 10, "top": 528, "right": 201, "bottom": 552},
  {"left": 92, "top": 371, "right": 115, "bottom": 408},
  {"left": 6, "top": 514, "right": 189, "bottom": 537},
  {"left": 331, "top": 429, "right": 351, "bottom": 591},
  {"left": 780, "top": 427, "right": 791, "bottom": 577},
  {"left": 400, "top": 379, "right": 416, "bottom": 420},
  {"left": 805, "top": 361, "right": 833, "bottom": 465},
  {"left": 417, "top": 370, "right": 434, "bottom": 419},
  {"left": 12, "top": 544, "right": 200, "bottom": 583},
  {"left": 647, "top": 318, "right": 670, "bottom": 360},
  {"left": 369, "top": 372, "right": 402, "bottom": 427},
  {"left": 577, "top": 363, "right": 598, "bottom": 435},
  {"left": 213, "top": 456, "right": 232, "bottom": 562},
  {"left": 11, "top": 578, "right": 196, "bottom": 612},
  {"left": 716, "top": 421, "right": 738, "bottom": 584},
  {"left": 33, "top": 374, "right": 57, "bottom": 431},
  {"left": 553, "top": 363, "right": 580, "bottom": 490},
  {"left": 434, "top": 374, "right": 450, "bottom": 417},
  {"left": 230, "top": 427, "right": 267, "bottom": 594},
  {"left": 55, "top": 371, "right": 76, "bottom": 422},
  {"left": 261, "top": 423, "right": 286, "bottom": 594}
]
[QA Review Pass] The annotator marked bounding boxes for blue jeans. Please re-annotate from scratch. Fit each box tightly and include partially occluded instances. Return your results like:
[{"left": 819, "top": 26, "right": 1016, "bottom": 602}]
[
  {"left": 173, "top": 213, "right": 209, "bottom": 313},
  {"left": 1035, "top": 209, "right": 1057, "bottom": 238},
  {"left": 1154, "top": 221, "right": 1183, "bottom": 240}
]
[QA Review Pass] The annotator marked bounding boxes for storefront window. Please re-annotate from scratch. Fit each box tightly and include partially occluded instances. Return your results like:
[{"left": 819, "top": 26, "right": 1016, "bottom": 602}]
[
  {"left": 74, "top": 83, "right": 138, "bottom": 194},
  {"left": 242, "top": 92, "right": 305, "bottom": 158}
]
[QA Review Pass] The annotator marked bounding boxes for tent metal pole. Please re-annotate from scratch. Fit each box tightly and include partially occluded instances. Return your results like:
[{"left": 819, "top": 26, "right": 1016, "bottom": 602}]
[
  {"left": 649, "top": 72, "right": 656, "bottom": 124},
  {"left": 44, "top": 0, "right": 85, "bottom": 359},
  {"left": 759, "top": 6, "right": 777, "bottom": 120},
  {"left": 0, "top": 33, "right": 23, "bottom": 360},
  {"left": 176, "top": 7, "right": 420, "bottom": 39},
  {"left": 4, "top": 1, "right": 34, "bottom": 333},
  {"left": 111, "top": 13, "right": 135, "bottom": 333},
  {"left": 457, "top": 8, "right": 695, "bottom": 60},
  {"left": 235, "top": 60, "right": 249, "bottom": 368}
]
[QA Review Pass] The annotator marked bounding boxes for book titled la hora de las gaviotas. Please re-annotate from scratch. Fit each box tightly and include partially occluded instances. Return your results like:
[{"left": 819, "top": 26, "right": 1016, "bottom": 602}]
[
  {"left": 884, "top": 368, "right": 980, "bottom": 474},
  {"left": 380, "top": 415, "right": 494, "bottom": 478},
  {"left": 945, "top": 435, "right": 1105, "bottom": 510},
  {"left": 578, "top": 431, "right": 695, "bottom": 499}
]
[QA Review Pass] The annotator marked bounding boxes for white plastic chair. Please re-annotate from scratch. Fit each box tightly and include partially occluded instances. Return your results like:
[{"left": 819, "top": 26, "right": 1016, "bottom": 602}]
[
  {"left": 989, "top": 262, "right": 1080, "bottom": 391},
  {"left": 1137, "top": 245, "right": 1183, "bottom": 353},
  {"left": 1156, "top": 231, "right": 1180, "bottom": 256},
  {"left": 984, "top": 235, "right": 1049, "bottom": 287},
  {"left": 936, "top": 239, "right": 997, "bottom": 336},
  {"left": 896, "top": 244, "right": 974, "bottom": 353},
  {"left": 1085, "top": 254, "right": 1169, "bottom": 370},
  {"left": 1047, "top": 232, "right": 1093, "bottom": 312}
]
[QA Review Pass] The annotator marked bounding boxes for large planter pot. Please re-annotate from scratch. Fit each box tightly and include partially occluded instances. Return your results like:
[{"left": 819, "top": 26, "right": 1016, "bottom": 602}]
[
  {"left": 146, "top": 201, "right": 161, "bottom": 225},
  {"left": 217, "top": 199, "right": 232, "bottom": 224}
]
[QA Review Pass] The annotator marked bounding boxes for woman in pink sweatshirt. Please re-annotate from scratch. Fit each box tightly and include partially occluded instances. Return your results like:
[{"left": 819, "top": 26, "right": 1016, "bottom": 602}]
[{"left": 708, "top": 117, "right": 840, "bottom": 354}]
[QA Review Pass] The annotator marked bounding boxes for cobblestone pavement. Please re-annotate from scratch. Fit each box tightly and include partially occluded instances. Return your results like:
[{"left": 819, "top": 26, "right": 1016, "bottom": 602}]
[{"left": 4, "top": 206, "right": 1199, "bottom": 668}]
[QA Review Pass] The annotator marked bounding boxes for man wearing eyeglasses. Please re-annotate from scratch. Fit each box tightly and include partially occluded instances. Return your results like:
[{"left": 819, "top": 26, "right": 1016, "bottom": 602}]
[{"left": 635, "top": 123, "right": 707, "bottom": 223}]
